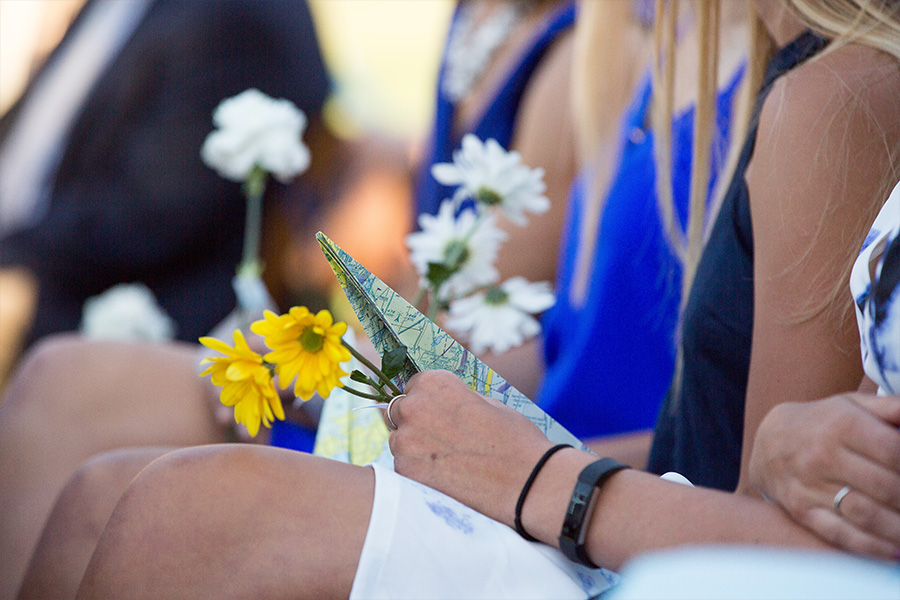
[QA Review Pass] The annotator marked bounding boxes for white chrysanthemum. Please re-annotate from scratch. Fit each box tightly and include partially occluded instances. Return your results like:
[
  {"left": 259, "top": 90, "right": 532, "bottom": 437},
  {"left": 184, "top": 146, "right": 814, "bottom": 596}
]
[
  {"left": 81, "top": 283, "right": 176, "bottom": 342},
  {"left": 405, "top": 199, "right": 506, "bottom": 301},
  {"left": 446, "top": 277, "right": 555, "bottom": 354},
  {"left": 201, "top": 88, "right": 309, "bottom": 183},
  {"left": 431, "top": 134, "right": 549, "bottom": 225}
]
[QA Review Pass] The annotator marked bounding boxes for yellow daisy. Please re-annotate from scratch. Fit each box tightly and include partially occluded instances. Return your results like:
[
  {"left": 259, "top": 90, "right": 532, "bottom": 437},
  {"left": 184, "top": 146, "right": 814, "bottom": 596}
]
[
  {"left": 251, "top": 307, "right": 352, "bottom": 400},
  {"left": 199, "top": 329, "right": 284, "bottom": 438}
]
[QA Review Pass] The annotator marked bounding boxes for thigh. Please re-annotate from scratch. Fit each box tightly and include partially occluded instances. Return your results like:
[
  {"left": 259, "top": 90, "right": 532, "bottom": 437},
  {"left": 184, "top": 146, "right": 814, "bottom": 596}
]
[
  {"left": 79, "top": 445, "right": 374, "bottom": 600},
  {"left": 2, "top": 334, "right": 225, "bottom": 450}
]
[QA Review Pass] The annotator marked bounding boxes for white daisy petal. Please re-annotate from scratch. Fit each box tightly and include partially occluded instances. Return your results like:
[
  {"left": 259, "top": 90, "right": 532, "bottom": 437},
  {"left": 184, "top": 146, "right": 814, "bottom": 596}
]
[
  {"left": 201, "top": 89, "right": 309, "bottom": 183},
  {"left": 446, "top": 278, "right": 555, "bottom": 354},
  {"left": 433, "top": 135, "right": 549, "bottom": 225},
  {"left": 405, "top": 200, "right": 506, "bottom": 301}
]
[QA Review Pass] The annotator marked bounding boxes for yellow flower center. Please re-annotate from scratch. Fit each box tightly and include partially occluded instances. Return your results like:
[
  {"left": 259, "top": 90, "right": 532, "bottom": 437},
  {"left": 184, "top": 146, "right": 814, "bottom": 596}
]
[{"left": 300, "top": 325, "right": 325, "bottom": 353}]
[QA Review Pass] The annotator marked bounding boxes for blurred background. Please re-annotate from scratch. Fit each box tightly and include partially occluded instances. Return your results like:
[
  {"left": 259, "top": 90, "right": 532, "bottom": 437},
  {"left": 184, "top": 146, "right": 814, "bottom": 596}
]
[
  {"left": 0, "top": 0, "right": 459, "bottom": 388},
  {"left": 1, "top": 0, "right": 455, "bottom": 142}
]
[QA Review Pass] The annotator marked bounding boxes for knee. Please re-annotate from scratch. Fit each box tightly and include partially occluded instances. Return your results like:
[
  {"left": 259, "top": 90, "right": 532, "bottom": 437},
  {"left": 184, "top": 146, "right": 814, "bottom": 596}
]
[
  {"left": 86, "top": 446, "right": 293, "bottom": 567},
  {"left": 2, "top": 334, "right": 85, "bottom": 411},
  {"left": 0, "top": 335, "right": 84, "bottom": 438},
  {"left": 106, "top": 445, "right": 271, "bottom": 533},
  {"left": 54, "top": 449, "right": 165, "bottom": 530}
]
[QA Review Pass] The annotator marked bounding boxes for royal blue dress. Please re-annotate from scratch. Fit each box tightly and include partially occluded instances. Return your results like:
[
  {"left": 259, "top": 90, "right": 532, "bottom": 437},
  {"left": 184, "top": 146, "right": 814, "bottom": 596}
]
[{"left": 537, "top": 67, "right": 744, "bottom": 441}]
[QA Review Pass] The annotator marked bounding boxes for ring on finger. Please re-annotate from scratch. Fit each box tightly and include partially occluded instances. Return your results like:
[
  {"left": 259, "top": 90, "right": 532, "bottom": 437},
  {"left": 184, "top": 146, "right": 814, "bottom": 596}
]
[
  {"left": 386, "top": 394, "right": 406, "bottom": 431},
  {"left": 833, "top": 485, "right": 852, "bottom": 516}
]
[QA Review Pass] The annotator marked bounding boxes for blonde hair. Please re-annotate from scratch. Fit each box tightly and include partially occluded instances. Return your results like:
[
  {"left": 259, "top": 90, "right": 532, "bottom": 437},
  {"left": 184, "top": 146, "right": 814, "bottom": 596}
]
[
  {"left": 655, "top": 0, "right": 900, "bottom": 321},
  {"left": 789, "top": 0, "right": 900, "bottom": 58},
  {"left": 651, "top": 1, "right": 773, "bottom": 304}
]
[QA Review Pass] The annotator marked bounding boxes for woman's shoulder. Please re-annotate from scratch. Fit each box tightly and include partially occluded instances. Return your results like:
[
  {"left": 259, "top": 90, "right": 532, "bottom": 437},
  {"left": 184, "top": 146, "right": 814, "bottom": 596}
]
[
  {"left": 765, "top": 43, "right": 900, "bottom": 150},
  {"left": 753, "top": 43, "right": 900, "bottom": 210}
]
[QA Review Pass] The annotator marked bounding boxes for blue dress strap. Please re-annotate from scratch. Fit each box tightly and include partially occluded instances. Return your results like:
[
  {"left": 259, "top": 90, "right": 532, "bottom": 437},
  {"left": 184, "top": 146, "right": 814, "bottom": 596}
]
[{"left": 415, "top": 1, "right": 577, "bottom": 218}]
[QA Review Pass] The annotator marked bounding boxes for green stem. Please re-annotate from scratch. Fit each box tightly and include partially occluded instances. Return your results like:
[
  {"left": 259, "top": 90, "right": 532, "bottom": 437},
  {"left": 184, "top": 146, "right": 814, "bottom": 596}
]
[
  {"left": 352, "top": 372, "right": 392, "bottom": 402},
  {"left": 340, "top": 385, "right": 387, "bottom": 402},
  {"left": 239, "top": 167, "right": 267, "bottom": 277},
  {"left": 341, "top": 340, "right": 403, "bottom": 397}
]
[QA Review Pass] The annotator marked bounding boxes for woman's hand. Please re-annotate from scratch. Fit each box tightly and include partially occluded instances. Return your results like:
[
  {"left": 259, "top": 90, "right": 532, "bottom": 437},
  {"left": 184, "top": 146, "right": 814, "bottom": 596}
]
[
  {"left": 387, "top": 370, "right": 555, "bottom": 527},
  {"left": 749, "top": 393, "right": 900, "bottom": 559}
]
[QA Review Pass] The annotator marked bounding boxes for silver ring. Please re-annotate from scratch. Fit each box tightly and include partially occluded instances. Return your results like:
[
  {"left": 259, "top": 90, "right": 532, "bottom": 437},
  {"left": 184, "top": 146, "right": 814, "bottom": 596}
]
[
  {"left": 833, "top": 486, "right": 852, "bottom": 516},
  {"left": 385, "top": 394, "right": 406, "bottom": 431}
]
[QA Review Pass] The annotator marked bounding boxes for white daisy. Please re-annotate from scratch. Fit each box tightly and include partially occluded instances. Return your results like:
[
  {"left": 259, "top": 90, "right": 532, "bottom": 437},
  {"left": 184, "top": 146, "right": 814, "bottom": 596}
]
[
  {"left": 431, "top": 134, "right": 549, "bottom": 226},
  {"left": 405, "top": 199, "right": 506, "bottom": 302},
  {"left": 446, "top": 277, "right": 555, "bottom": 354}
]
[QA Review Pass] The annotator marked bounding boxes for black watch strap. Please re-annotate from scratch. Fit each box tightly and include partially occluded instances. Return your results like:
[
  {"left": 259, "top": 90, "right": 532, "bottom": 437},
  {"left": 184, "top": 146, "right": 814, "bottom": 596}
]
[{"left": 558, "top": 457, "right": 629, "bottom": 568}]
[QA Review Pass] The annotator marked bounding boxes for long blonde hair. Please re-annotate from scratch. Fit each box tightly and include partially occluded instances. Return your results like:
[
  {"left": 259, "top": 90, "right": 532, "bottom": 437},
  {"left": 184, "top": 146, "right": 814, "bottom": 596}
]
[
  {"left": 651, "top": 1, "right": 773, "bottom": 305},
  {"left": 654, "top": 0, "right": 900, "bottom": 320}
]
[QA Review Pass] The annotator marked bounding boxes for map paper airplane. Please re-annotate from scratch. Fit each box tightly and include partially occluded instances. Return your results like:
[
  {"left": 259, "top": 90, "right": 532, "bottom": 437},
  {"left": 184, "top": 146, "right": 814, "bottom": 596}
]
[{"left": 317, "top": 232, "right": 587, "bottom": 454}]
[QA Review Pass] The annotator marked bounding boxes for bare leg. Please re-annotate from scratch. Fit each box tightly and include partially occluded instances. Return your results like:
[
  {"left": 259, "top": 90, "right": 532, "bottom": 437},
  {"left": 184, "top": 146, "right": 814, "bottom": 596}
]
[
  {"left": 77, "top": 444, "right": 374, "bottom": 600},
  {"left": 0, "top": 335, "right": 227, "bottom": 600},
  {"left": 17, "top": 447, "right": 173, "bottom": 600}
]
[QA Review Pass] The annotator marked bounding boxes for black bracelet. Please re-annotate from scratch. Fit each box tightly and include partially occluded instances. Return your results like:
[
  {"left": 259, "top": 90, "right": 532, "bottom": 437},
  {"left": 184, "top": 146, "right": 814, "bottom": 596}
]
[
  {"left": 558, "top": 457, "right": 629, "bottom": 568},
  {"left": 514, "top": 443, "right": 572, "bottom": 542}
]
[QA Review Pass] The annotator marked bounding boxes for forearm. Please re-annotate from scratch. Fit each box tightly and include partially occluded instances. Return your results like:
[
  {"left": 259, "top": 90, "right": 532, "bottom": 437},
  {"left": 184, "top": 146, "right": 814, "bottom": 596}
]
[
  {"left": 584, "top": 430, "right": 653, "bottom": 469},
  {"left": 520, "top": 448, "right": 832, "bottom": 571}
]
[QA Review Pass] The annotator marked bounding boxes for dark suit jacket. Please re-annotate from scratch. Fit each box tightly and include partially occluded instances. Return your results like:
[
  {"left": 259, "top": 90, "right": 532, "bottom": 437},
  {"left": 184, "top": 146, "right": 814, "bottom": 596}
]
[{"left": 0, "top": 0, "right": 331, "bottom": 344}]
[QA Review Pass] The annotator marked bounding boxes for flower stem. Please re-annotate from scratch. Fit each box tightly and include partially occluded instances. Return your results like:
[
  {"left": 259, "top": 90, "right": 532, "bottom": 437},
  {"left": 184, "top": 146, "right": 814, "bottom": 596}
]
[
  {"left": 239, "top": 166, "right": 268, "bottom": 277},
  {"left": 341, "top": 340, "right": 403, "bottom": 397},
  {"left": 340, "top": 385, "right": 387, "bottom": 401}
]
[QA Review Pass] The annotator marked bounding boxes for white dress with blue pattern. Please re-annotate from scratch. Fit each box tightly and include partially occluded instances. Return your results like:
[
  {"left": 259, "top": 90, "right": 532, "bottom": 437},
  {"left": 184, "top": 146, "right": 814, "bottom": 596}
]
[{"left": 850, "top": 179, "right": 900, "bottom": 395}]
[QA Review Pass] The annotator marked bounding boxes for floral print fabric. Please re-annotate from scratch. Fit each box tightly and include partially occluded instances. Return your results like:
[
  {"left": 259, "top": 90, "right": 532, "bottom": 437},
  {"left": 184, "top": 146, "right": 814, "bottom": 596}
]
[{"left": 851, "top": 180, "right": 900, "bottom": 395}]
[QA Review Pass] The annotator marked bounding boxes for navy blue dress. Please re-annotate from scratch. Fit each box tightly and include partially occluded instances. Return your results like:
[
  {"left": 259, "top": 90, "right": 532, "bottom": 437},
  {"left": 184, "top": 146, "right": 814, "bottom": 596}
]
[{"left": 647, "top": 31, "right": 828, "bottom": 491}]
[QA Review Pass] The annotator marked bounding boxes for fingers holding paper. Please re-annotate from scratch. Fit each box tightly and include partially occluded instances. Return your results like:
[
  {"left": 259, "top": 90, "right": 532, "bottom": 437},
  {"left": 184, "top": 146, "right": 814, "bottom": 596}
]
[{"left": 388, "top": 370, "right": 556, "bottom": 526}]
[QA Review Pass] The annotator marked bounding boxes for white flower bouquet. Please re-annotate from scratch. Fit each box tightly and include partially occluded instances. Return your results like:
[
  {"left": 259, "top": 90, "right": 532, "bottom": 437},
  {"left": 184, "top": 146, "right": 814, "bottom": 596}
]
[{"left": 405, "top": 134, "right": 555, "bottom": 354}]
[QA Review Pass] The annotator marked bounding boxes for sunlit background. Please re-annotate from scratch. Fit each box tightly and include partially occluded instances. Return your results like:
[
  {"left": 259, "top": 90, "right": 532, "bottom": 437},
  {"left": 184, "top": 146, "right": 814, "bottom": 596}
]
[{"left": 0, "top": 0, "right": 455, "bottom": 143}]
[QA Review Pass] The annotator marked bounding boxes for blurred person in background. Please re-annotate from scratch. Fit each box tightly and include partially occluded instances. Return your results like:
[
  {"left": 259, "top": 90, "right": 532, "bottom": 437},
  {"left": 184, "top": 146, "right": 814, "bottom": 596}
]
[
  {"left": 0, "top": 0, "right": 334, "bottom": 390},
  {"left": 0, "top": 0, "right": 336, "bottom": 597}
]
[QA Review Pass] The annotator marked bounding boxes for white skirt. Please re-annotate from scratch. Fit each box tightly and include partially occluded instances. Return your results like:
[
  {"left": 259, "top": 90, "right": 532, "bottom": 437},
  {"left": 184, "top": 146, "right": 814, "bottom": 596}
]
[{"left": 350, "top": 463, "right": 619, "bottom": 600}]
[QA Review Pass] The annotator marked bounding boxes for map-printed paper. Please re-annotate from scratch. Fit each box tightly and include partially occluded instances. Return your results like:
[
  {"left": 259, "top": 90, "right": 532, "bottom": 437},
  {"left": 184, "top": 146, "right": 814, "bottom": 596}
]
[{"left": 316, "top": 232, "right": 587, "bottom": 454}]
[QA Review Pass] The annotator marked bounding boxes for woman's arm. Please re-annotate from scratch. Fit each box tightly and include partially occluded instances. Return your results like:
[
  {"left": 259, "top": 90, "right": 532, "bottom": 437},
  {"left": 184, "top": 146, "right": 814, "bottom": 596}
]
[
  {"left": 738, "top": 45, "right": 900, "bottom": 494},
  {"left": 749, "top": 391, "right": 900, "bottom": 557},
  {"left": 390, "top": 371, "right": 834, "bottom": 573}
]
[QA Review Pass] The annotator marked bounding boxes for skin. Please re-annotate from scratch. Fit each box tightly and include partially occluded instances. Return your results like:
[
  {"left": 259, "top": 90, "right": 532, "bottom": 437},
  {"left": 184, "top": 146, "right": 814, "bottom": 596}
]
[
  {"left": 17, "top": 448, "right": 172, "bottom": 600},
  {"left": 736, "top": 33, "right": 900, "bottom": 485},
  {"left": 749, "top": 391, "right": 900, "bottom": 558},
  {"left": 0, "top": 337, "right": 228, "bottom": 600},
  {"left": 75, "top": 371, "right": 830, "bottom": 600},
  {"left": 77, "top": 444, "right": 374, "bottom": 600}
]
